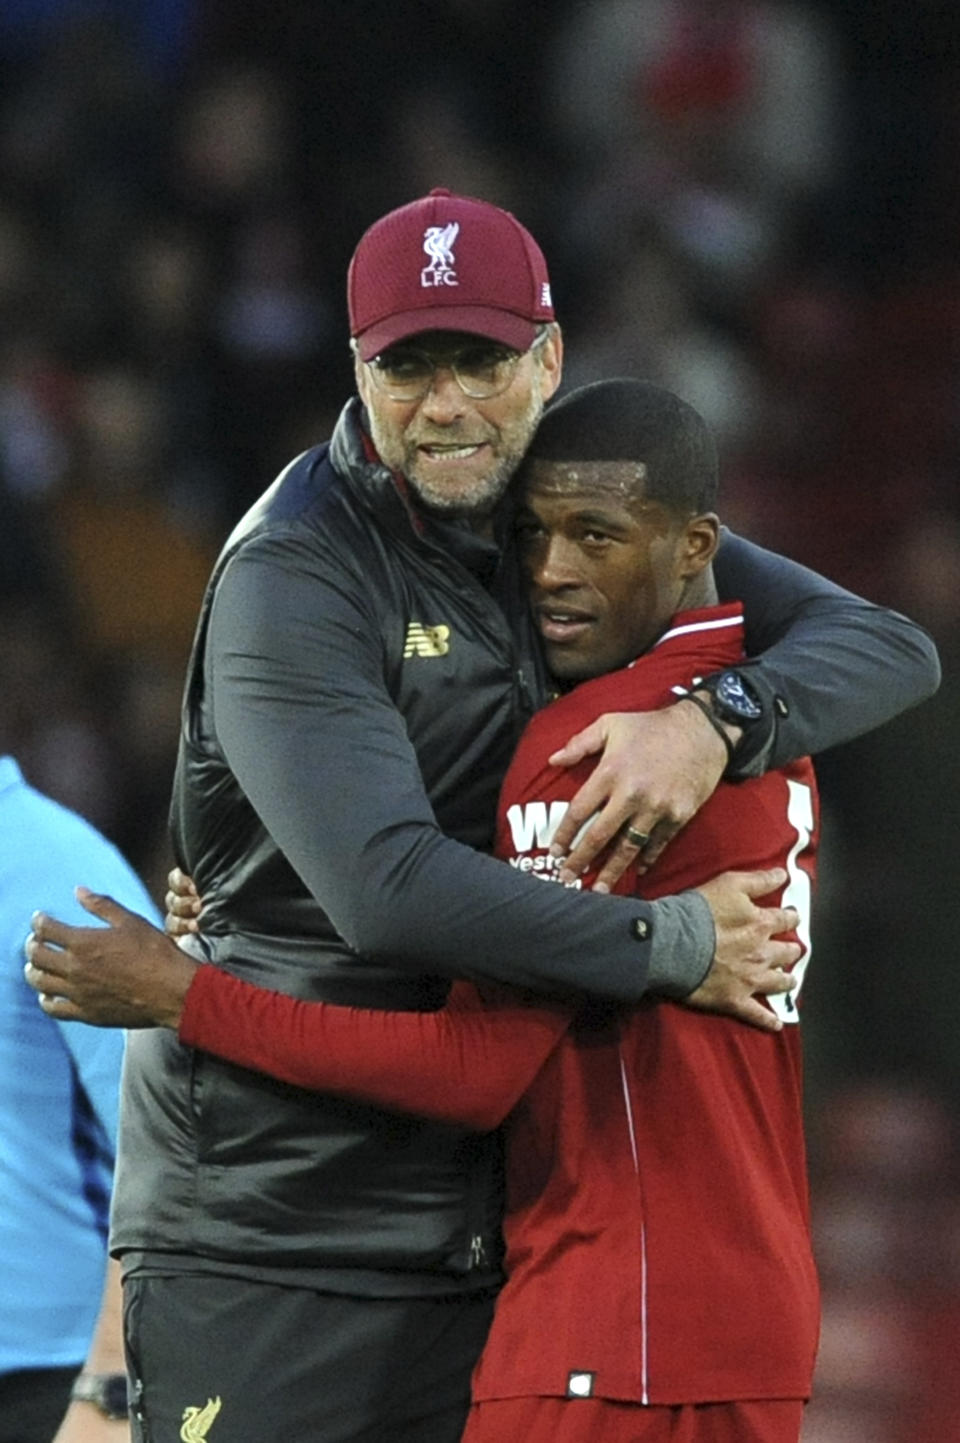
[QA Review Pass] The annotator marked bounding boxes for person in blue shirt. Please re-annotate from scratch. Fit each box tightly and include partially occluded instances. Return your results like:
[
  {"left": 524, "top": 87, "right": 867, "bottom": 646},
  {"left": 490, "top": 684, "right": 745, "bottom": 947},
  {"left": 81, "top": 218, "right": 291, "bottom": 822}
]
[{"left": 0, "top": 755, "right": 159, "bottom": 1442}]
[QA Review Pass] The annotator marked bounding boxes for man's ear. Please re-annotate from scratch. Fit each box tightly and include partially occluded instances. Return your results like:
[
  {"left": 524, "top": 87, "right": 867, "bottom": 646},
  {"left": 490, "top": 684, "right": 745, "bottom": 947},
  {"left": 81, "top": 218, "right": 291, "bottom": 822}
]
[
  {"left": 537, "top": 324, "right": 564, "bottom": 402},
  {"left": 354, "top": 351, "right": 372, "bottom": 405},
  {"left": 679, "top": 513, "right": 720, "bottom": 577}
]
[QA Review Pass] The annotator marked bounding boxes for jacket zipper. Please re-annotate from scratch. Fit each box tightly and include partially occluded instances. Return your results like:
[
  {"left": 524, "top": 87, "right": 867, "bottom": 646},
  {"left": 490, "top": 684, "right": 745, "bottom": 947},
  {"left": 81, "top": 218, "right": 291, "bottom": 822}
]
[
  {"left": 425, "top": 539, "right": 539, "bottom": 717},
  {"left": 463, "top": 1132, "right": 498, "bottom": 1274},
  {"left": 515, "top": 666, "right": 537, "bottom": 728},
  {"left": 619, "top": 1050, "right": 649, "bottom": 1404}
]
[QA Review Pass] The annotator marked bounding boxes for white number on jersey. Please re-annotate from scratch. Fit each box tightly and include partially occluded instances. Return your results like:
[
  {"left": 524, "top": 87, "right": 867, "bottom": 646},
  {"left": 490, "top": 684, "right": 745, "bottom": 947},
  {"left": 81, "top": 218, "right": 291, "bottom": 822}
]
[{"left": 768, "top": 779, "right": 815, "bottom": 1025}]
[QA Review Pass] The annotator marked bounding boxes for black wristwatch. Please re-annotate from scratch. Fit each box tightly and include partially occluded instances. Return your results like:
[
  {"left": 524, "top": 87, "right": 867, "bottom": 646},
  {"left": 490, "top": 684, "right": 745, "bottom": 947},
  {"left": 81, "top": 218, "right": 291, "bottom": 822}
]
[
  {"left": 70, "top": 1371, "right": 129, "bottom": 1421},
  {"left": 697, "top": 669, "right": 764, "bottom": 730}
]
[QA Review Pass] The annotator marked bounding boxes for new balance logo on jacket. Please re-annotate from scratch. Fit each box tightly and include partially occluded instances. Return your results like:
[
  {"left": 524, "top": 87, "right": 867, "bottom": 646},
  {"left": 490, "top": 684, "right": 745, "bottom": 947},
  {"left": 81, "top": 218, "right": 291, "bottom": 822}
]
[{"left": 403, "top": 622, "right": 450, "bottom": 658}]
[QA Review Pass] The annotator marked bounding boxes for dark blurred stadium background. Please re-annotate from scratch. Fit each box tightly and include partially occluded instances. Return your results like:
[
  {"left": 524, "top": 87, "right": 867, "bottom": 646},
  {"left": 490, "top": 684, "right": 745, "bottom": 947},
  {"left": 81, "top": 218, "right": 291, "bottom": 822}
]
[{"left": 0, "top": 4, "right": 956, "bottom": 1438}]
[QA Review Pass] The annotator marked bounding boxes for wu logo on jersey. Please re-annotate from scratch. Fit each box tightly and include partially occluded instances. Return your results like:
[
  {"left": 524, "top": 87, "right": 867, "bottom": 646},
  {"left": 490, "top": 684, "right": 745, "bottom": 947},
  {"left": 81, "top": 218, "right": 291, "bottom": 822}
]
[
  {"left": 422, "top": 222, "right": 459, "bottom": 287},
  {"left": 403, "top": 622, "right": 451, "bottom": 658},
  {"left": 505, "top": 800, "right": 597, "bottom": 885},
  {"left": 506, "top": 800, "right": 569, "bottom": 853}
]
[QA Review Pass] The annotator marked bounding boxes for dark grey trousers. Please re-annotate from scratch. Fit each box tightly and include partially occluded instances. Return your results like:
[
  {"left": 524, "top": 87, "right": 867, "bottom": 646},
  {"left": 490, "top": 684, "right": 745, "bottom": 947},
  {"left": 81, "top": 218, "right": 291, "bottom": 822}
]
[{"left": 124, "top": 1273, "right": 496, "bottom": 1443}]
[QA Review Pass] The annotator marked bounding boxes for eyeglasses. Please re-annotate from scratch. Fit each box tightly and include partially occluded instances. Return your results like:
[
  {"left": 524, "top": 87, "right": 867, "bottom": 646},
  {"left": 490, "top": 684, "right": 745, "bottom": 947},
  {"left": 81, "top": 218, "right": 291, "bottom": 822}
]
[{"left": 359, "top": 328, "right": 549, "bottom": 403}]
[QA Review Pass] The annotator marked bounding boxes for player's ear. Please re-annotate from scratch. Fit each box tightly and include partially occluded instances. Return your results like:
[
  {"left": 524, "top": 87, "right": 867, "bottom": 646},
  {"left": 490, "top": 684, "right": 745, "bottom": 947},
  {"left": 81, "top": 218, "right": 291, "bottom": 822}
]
[{"left": 679, "top": 513, "right": 719, "bottom": 577}]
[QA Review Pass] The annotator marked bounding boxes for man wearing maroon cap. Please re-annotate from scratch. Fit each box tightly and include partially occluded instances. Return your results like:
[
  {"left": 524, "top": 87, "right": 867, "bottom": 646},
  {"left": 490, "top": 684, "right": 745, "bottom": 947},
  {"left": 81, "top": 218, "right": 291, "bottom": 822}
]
[
  {"left": 23, "top": 190, "right": 939, "bottom": 1442},
  {"left": 346, "top": 189, "right": 562, "bottom": 530}
]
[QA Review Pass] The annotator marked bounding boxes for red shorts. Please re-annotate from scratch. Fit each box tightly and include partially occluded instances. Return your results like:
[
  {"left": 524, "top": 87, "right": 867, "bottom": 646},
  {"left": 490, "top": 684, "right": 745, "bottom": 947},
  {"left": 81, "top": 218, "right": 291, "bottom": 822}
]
[{"left": 461, "top": 1397, "right": 806, "bottom": 1443}]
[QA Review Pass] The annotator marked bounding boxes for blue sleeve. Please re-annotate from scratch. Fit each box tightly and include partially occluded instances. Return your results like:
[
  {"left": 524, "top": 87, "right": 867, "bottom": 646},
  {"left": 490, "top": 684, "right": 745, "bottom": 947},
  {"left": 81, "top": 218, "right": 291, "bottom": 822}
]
[
  {"left": 2, "top": 792, "right": 160, "bottom": 1153},
  {"left": 0, "top": 768, "right": 161, "bottom": 1370}
]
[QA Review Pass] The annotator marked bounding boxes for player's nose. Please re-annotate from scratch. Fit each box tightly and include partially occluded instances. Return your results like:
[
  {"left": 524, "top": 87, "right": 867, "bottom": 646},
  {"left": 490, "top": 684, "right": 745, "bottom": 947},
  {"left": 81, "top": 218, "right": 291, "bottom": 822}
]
[{"left": 531, "top": 535, "right": 583, "bottom": 591}]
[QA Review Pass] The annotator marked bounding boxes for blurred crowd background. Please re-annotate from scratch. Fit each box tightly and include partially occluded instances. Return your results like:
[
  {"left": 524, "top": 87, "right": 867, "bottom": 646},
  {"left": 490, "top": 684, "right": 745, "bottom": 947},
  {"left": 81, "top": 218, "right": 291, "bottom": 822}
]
[{"left": 0, "top": 2, "right": 956, "bottom": 1438}]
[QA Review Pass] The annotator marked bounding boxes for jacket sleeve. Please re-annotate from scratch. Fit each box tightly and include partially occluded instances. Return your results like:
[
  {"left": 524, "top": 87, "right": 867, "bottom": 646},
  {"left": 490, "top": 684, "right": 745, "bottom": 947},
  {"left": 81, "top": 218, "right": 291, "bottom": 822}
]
[
  {"left": 206, "top": 535, "right": 714, "bottom": 1004},
  {"left": 714, "top": 530, "right": 941, "bottom": 777},
  {"left": 179, "top": 967, "right": 570, "bottom": 1132}
]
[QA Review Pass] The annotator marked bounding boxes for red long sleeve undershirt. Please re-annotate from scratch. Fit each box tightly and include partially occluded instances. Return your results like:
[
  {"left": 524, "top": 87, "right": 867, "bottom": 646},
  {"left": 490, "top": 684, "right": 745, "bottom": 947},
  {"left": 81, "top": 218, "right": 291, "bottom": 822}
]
[{"left": 179, "top": 964, "right": 571, "bottom": 1132}]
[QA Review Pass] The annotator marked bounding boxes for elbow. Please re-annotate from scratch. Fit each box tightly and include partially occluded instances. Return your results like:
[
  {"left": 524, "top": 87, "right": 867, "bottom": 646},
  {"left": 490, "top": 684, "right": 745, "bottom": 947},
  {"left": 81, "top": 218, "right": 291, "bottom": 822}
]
[
  {"left": 329, "top": 876, "right": 420, "bottom": 964},
  {"left": 916, "top": 630, "right": 942, "bottom": 701},
  {"left": 896, "top": 615, "right": 942, "bottom": 704},
  {"left": 348, "top": 906, "right": 430, "bottom": 969},
  {"left": 866, "top": 605, "right": 942, "bottom": 708},
  {"left": 347, "top": 914, "right": 394, "bottom": 963},
  {"left": 337, "top": 828, "right": 453, "bottom": 966}
]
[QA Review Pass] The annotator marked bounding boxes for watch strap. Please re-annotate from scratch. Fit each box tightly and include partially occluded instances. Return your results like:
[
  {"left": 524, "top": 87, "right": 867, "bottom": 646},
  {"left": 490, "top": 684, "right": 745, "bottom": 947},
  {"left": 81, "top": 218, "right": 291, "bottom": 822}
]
[
  {"left": 70, "top": 1371, "right": 129, "bottom": 1421},
  {"left": 678, "top": 691, "right": 736, "bottom": 767}
]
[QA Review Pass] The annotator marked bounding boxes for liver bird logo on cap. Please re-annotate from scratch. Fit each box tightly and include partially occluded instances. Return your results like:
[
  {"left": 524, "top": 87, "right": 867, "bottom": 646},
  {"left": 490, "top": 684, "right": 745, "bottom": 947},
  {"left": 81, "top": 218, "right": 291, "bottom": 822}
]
[{"left": 421, "top": 222, "right": 459, "bottom": 287}]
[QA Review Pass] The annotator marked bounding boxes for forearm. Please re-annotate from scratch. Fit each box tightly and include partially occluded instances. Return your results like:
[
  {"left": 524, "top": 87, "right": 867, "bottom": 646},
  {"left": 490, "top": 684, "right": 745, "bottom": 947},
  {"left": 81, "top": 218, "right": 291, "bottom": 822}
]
[
  {"left": 715, "top": 530, "right": 941, "bottom": 774},
  {"left": 54, "top": 1257, "right": 127, "bottom": 1440},
  {"left": 180, "top": 967, "right": 570, "bottom": 1130},
  {"left": 316, "top": 827, "right": 713, "bottom": 1001},
  {"left": 78, "top": 1257, "right": 126, "bottom": 1374}
]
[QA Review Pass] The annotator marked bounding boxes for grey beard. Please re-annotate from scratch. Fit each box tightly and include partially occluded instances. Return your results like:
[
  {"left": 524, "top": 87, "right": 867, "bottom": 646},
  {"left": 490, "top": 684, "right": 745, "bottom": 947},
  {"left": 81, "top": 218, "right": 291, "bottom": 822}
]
[{"left": 405, "top": 464, "right": 516, "bottom": 521}]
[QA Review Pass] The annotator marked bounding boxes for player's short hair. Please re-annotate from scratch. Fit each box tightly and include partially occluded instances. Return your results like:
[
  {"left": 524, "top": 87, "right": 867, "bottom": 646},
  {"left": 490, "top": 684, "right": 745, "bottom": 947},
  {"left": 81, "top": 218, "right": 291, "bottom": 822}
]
[{"left": 528, "top": 378, "right": 718, "bottom": 514}]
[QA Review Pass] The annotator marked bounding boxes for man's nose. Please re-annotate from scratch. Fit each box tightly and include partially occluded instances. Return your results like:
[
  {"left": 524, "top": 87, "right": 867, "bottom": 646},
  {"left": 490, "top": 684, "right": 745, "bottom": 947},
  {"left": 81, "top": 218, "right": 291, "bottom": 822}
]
[
  {"left": 418, "top": 366, "right": 468, "bottom": 417},
  {"left": 533, "top": 536, "right": 581, "bottom": 590}
]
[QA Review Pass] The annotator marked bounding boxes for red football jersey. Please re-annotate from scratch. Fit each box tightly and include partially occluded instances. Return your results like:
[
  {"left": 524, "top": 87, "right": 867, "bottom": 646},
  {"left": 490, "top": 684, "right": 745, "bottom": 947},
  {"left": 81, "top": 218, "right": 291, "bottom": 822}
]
[{"left": 472, "top": 603, "right": 820, "bottom": 1406}]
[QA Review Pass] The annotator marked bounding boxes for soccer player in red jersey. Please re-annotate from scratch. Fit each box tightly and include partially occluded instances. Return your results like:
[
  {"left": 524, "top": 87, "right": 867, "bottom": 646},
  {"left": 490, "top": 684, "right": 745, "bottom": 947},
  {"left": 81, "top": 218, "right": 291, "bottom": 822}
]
[
  {"left": 464, "top": 380, "right": 818, "bottom": 1442},
  {"left": 29, "top": 380, "right": 819, "bottom": 1441}
]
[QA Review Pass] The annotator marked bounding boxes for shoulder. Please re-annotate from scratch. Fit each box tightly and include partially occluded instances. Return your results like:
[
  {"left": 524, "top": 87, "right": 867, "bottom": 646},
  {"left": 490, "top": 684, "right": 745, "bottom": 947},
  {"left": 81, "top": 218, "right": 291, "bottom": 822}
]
[
  {"left": 222, "top": 444, "right": 342, "bottom": 553},
  {"left": 211, "top": 443, "right": 375, "bottom": 598},
  {"left": 222, "top": 398, "right": 377, "bottom": 559}
]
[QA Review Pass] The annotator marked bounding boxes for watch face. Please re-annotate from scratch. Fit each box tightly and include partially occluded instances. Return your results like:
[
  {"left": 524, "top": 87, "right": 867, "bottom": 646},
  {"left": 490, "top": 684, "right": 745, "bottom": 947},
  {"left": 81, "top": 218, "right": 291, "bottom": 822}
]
[
  {"left": 101, "top": 1375, "right": 129, "bottom": 1416},
  {"left": 73, "top": 1372, "right": 129, "bottom": 1419},
  {"left": 715, "top": 671, "right": 763, "bottom": 721}
]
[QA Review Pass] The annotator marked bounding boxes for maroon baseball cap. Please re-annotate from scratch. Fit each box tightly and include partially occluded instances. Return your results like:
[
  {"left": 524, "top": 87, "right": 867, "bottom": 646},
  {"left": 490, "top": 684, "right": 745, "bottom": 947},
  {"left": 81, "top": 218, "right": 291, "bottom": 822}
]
[{"left": 348, "top": 188, "right": 555, "bottom": 361}]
